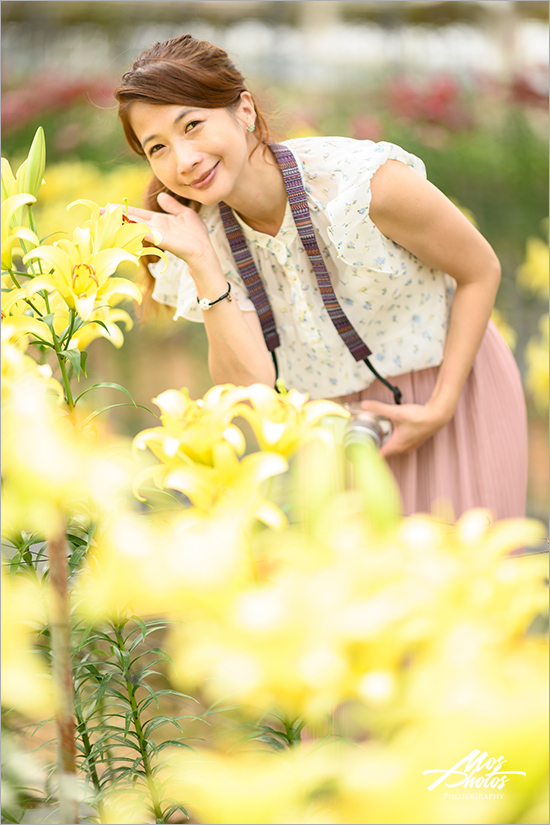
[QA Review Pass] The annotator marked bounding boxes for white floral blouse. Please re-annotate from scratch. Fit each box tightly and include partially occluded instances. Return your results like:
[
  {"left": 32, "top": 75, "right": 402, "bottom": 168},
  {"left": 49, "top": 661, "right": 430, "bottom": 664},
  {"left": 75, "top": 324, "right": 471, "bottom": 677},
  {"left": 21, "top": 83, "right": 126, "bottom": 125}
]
[{"left": 149, "top": 136, "right": 455, "bottom": 399}]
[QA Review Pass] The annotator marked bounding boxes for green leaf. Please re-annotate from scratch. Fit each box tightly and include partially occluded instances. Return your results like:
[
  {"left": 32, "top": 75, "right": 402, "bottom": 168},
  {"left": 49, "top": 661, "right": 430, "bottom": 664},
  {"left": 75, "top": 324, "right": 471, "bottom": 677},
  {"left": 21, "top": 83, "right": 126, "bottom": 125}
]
[
  {"left": 162, "top": 803, "right": 190, "bottom": 821},
  {"left": 123, "top": 711, "right": 132, "bottom": 739},
  {"left": 74, "top": 381, "right": 142, "bottom": 407},
  {"left": 40, "top": 312, "right": 56, "bottom": 332},
  {"left": 136, "top": 683, "right": 160, "bottom": 712},
  {"left": 60, "top": 346, "right": 83, "bottom": 379},
  {"left": 141, "top": 716, "right": 184, "bottom": 738},
  {"left": 82, "top": 402, "right": 153, "bottom": 427},
  {"left": 156, "top": 740, "right": 195, "bottom": 753}
]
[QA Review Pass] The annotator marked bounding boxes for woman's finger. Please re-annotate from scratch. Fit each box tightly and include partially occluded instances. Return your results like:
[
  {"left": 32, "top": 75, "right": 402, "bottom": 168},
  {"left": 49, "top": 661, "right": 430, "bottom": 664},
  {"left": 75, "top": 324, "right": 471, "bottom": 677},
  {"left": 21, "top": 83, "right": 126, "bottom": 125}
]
[
  {"left": 157, "top": 191, "right": 190, "bottom": 215},
  {"left": 360, "top": 399, "right": 402, "bottom": 422}
]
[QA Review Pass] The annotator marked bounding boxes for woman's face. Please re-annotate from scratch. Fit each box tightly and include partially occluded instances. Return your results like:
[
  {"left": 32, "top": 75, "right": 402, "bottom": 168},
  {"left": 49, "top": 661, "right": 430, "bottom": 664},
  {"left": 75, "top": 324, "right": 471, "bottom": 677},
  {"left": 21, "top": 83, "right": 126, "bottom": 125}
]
[{"left": 128, "top": 95, "right": 256, "bottom": 206}]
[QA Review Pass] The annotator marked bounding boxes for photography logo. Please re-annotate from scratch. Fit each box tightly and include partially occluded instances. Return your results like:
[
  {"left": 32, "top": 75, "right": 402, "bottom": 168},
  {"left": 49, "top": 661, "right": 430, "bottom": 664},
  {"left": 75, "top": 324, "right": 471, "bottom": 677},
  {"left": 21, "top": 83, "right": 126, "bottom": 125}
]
[{"left": 422, "top": 749, "right": 526, "bottom": 798}]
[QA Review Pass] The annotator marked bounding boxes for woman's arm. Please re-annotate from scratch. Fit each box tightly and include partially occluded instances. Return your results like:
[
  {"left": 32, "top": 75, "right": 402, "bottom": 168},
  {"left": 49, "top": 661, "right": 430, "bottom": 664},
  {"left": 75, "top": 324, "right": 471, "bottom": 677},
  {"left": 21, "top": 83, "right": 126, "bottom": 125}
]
[
  {"left": 363, "top": 159, "right": 501, "bottom": 457},
  {"left": 127, "top": 193, "right": 275, "bottom": 387}
]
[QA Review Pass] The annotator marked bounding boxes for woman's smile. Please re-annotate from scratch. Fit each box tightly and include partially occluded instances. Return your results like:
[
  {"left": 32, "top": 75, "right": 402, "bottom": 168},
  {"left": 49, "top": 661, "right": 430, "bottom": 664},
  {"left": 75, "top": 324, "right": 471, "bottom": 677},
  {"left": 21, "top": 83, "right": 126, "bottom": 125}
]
[{"left": 188, "top": 161, "right": 219, "bottom": 189}]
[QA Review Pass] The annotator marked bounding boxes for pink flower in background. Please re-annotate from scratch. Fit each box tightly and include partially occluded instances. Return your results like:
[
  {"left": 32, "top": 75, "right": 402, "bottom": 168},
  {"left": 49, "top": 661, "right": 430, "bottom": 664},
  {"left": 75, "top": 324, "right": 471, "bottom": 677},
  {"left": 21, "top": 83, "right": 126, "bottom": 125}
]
[
  {"left": 1, "top": 75, "right": 114, "bottom": 132},
  {"left": 385, "top": 74, "right": 473, "bottom": 130}
]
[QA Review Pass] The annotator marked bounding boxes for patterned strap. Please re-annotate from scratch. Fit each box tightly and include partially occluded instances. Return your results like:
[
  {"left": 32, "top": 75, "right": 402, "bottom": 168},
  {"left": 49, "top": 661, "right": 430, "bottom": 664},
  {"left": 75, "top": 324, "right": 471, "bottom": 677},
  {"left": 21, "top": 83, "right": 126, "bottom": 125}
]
[
  {"left": 219, "top": 201, "right": 280, "bottom": 351},
  {"left": 219, "top": 140, "right": 371, "bottom": 360},
  {"left": 268, "top": 142, "right": 371, "bottom": 360}
]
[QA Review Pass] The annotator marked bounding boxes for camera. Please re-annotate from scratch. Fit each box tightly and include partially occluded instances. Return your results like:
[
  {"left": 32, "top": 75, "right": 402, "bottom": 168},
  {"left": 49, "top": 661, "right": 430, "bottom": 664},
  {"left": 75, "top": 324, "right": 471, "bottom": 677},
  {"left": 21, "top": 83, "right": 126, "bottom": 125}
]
[{"left": 342, "top": 403, "right": 393, "bottom": 456}]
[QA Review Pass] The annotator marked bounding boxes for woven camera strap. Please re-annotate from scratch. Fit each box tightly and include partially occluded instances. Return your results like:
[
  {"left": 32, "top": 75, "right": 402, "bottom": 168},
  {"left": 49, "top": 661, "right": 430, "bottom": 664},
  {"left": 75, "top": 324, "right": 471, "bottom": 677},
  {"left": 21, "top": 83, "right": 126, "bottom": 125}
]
[{"left": 219, "top": 141, "right": 402, "bottom": 404}]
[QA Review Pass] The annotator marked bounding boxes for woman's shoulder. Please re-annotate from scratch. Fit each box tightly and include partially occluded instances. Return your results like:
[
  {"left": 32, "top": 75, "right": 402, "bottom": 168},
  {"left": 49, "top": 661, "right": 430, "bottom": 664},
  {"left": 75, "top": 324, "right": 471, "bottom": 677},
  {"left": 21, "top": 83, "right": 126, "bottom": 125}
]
[{"left": 283, "top": 135, "right": 426, "bottom": 187}]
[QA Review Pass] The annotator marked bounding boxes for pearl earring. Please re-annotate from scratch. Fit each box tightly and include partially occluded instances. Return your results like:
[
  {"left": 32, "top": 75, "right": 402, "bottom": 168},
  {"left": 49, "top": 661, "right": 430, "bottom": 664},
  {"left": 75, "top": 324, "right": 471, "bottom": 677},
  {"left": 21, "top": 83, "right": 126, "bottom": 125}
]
[{"left": 247, "top": 122, "right": 256, "bottom": 133}]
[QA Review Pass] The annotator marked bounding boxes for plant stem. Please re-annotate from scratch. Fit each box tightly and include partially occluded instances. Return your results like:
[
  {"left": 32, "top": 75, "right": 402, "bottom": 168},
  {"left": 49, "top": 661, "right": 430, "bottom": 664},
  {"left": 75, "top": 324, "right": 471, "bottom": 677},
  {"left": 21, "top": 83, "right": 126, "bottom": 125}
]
[
  {"left": 48, "top": 518, "right": 79, "bottom": 824},
  {"left": 113, "top": 624, "right": 164, "bottom": 823},
  {"left": 6, "top": 268, "right": 44, "bottom": 316}
]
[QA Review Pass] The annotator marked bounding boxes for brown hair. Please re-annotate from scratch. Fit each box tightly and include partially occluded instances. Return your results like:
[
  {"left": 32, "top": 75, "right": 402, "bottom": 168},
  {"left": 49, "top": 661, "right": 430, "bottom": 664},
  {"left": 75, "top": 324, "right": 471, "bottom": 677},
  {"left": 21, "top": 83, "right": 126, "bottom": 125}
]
[{"left": 115, "top": 34, "right": 273, "bottom": 310}]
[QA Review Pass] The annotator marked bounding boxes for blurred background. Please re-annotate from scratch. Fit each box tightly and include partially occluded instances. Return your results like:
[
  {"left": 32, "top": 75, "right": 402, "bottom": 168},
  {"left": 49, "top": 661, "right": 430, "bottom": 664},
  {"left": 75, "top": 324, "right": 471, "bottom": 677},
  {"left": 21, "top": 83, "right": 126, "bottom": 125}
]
[{"left": 2, "top": 0, "right": 548, "bottom": 521}]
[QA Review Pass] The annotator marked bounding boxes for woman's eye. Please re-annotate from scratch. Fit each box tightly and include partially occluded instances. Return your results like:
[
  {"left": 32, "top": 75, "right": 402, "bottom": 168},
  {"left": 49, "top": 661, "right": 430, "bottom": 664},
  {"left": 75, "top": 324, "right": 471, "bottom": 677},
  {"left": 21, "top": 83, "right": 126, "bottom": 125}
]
[
  {"left": 185, "top": 120, "right": 201, "bottom": 133},
  {"left": 148, "top": 144, "right": 164, "bottom": 157}
]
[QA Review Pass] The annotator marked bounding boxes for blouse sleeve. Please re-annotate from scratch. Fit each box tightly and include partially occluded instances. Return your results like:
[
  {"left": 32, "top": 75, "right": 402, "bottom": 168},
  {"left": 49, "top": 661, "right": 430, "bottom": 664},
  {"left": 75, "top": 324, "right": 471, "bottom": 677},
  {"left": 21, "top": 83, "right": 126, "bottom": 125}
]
[
  {"left": 325, "top": 140, "right": 427, "bottom": 277},
  {"left": 149, "top": 248, "right": 256, "bottom": 323}
]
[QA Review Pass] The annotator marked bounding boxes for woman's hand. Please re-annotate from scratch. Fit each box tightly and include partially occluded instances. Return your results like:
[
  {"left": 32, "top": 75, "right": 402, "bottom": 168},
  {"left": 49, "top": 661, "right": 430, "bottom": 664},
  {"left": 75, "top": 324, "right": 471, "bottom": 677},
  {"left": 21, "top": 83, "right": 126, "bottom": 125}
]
[
  {"left": 124, "top": 192, "right": 214, "bottom": 271},
  {"left": 359, "top": 398, "right": 452, "bottom": 458}
]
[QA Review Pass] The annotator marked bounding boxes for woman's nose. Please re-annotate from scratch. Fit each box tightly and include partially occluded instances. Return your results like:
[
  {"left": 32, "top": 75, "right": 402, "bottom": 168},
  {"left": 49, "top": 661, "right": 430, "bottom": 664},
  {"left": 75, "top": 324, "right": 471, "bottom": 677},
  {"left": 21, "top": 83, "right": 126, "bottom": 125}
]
[{"left": 174, "top": 141, "right": 201, "bottom": 176}]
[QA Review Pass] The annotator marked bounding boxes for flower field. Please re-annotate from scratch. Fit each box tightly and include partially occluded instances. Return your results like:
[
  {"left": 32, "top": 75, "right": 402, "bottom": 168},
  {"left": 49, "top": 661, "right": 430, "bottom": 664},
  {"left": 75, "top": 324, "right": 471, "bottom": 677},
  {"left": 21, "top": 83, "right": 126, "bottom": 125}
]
[{"left": 1, "top": 128, "right": 548, "bottom": 824}]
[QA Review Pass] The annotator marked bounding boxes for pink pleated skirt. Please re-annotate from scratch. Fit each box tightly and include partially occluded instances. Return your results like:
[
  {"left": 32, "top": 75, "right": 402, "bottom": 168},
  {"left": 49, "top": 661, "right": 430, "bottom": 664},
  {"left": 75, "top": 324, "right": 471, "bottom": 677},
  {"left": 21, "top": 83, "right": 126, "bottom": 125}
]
[{"left": 336, "top": 321, "right": 528, "bottom": 521}]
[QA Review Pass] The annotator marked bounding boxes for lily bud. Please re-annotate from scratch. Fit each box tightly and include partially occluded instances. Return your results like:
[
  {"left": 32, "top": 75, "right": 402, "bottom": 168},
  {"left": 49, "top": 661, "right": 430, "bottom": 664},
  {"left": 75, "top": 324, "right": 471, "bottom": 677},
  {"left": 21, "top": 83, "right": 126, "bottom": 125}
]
[{"left": 20, "top": 126, "right": 46, "bottom": 199}]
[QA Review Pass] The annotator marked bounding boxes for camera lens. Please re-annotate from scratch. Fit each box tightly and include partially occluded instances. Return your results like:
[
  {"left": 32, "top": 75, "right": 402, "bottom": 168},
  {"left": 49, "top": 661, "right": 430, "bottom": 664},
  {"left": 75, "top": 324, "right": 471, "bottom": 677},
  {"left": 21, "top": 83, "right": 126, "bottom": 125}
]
[{"left": 342, "top": 406, "right": 393, "bottom": 459}]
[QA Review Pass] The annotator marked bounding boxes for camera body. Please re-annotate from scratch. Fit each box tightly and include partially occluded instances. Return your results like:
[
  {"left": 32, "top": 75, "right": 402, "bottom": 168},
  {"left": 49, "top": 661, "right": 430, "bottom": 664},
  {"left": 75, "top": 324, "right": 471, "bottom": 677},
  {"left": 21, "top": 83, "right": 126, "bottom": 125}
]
[{"left": 342, "top": 403, "right": 393, "bottom": 454}]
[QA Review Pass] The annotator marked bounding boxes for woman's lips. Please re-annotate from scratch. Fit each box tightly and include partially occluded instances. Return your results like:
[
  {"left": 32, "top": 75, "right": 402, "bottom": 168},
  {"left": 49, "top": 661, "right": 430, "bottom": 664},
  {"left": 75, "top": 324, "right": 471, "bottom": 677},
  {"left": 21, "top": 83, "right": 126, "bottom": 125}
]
[{"left": 190, "top": 162, "right": 219, "bottom": 189}]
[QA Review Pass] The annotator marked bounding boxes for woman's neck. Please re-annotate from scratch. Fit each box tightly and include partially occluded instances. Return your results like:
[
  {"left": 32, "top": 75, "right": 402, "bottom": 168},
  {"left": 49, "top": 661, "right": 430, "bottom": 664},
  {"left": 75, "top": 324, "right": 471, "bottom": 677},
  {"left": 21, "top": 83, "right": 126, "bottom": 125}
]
[{"left": 225, "top": 143, "right": 288, "bottom": 237}]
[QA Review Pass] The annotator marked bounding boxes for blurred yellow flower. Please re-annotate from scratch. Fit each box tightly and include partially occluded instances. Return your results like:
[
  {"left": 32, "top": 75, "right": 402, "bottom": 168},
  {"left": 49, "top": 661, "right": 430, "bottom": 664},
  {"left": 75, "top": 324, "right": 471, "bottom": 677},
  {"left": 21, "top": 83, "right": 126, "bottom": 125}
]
[
  {"left": 1, "top": 568, "right": 53, "bottom": 716},
  {"left": 235, "top": 383, "right": 348, "bottom": 457},
  {"left": 524, "top": 314, "right": 549, "bottom": 414},
  {"left": 161, "top": 745, "right": 335, "bottom": 825},
  {"left": 516, "top": 224, "right": 549, "bottom": 299},
  {"left": 490, "top": 308, "right": 516, "bottom": 352},
  {"left": 2, "top": 325, "right": 134, "bottom": 535}
]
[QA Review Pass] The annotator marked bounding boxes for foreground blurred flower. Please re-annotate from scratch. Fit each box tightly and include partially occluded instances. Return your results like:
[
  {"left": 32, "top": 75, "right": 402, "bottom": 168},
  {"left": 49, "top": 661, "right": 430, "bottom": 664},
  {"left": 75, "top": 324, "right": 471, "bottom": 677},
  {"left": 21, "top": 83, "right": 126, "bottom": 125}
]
[
  {"left": 135, "top": 384, "right": 348, "bottom": 471},
  {"left": 167, "top": 500, "right": 546, "bottom": 721},
  {"left": 2, "top": 324, "right": 133, "bottom": 535},
  {"left": 161, "top": 746, "right": 335, "bottom": 825},
  {"left": 1, "top": 568, "right": 53, "bottom": 715},
  {"left": 235, "top": 384, "right": 348, "bottom": 457}
]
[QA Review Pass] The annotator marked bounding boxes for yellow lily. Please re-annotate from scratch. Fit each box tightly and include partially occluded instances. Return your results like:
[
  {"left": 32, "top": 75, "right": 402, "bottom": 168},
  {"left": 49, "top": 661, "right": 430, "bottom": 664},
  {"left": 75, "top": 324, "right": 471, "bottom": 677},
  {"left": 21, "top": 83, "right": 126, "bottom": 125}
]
[
  {"left": 134, "top": 385, "right": 250, "bottom": 468},
  {"left": 22, "top": 232, "right": 142, "bottom": 321},
  {"left": 67, "top": 199, "right": 162, "bottom": 257},
  {"left": 161, "top": 441, "right": 288, "bottom": 528},
  {"left": 70, "top": 304, "right": 134, "bottom": 350},
  {"left": 233, "top": 383, "right": 349, "bottom": 457},
  {"left": 21, "top": 197, "right": 169, "bottom": 321},
  {"left": 1, "top": 193, "right": 39, "bottom": 270},
  {"left": 1, "top": 323, "right": 63, "bottom": 402}
]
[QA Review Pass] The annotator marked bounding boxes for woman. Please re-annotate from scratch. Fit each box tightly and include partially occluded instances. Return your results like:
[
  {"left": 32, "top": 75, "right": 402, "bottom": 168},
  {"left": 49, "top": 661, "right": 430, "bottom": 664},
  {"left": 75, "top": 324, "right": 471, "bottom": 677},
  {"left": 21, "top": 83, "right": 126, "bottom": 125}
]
[{"left": 115, "top": 34, "right": 527, "bottom": 520}]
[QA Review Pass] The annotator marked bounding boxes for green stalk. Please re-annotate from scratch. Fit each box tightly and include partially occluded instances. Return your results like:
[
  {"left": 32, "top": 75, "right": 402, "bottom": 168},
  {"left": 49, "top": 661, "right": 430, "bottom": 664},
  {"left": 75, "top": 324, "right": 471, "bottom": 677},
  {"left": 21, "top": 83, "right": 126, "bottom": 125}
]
[
  {"left": 64, "top": 309, "right": 77, "bottom": 349},
  {"left": 74, "top": 685, "right": 102, "bottom": 795},
  {"left": 113, "top": 625, "right": 164, "bottom": 823}
]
